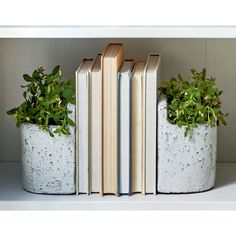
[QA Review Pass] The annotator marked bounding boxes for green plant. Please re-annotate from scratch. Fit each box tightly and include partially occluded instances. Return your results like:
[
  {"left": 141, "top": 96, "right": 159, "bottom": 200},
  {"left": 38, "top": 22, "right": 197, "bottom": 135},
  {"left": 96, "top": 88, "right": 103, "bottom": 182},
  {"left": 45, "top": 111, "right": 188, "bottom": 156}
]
[
  {"left": 159, "top": 68, "right": 228, "bottom": 137},
  {"left": 7, "top": 65, "right": 76, "bottom": 137}
]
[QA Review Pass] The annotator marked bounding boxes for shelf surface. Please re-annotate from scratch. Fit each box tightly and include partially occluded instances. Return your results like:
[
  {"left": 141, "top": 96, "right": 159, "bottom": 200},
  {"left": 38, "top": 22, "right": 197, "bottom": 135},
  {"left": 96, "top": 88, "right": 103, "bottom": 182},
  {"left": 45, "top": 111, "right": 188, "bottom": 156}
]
[
  {"left": 0, "top": 162, "right": 236, "bottom": 210},
  {"left": 1, "top": 26, "right": 236, "bottom": 38}
]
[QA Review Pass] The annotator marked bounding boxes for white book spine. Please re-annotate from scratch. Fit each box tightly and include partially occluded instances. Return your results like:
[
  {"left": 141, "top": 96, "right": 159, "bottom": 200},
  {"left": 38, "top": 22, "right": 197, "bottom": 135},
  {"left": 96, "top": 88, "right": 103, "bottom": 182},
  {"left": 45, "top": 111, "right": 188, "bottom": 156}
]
[
  {"left": 119, "top": 72, "right": 131, "bottom": 194},
  {"left": 145, "top": 73, "right": 157, "bottom": 194},
  {"left": 90, "top": 70, "right": 101, "bottom": 193},
  {"left": 78, "top": 73, "right": 89, "bottom": 194},
  {"left": 142, "top": 68, "right": 147, "bottom": 195},
  {"left": 75, "top": 71, "right": 79, "bottom": 195}
]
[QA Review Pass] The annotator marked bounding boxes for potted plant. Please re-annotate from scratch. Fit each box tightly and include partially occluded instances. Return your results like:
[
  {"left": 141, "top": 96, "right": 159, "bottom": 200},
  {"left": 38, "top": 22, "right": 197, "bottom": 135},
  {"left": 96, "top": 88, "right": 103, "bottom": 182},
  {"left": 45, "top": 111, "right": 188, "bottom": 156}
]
[
  {"left": 158, "top": 68, "right": 228, "bottom": 193},
  {"left": 7, "top": 65, "right": 76, "bottom": 194}
]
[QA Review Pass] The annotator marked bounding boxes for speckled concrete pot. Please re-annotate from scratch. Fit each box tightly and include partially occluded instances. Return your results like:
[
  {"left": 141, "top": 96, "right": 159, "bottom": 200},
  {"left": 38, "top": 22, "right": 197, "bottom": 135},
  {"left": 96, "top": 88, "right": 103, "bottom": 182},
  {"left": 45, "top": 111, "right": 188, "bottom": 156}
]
[
  {"left": 21, "top": 104, "right": 75, "bottom": 194},
  {"left": 158, "top": 98, "right": 217, "bottom": 193}
]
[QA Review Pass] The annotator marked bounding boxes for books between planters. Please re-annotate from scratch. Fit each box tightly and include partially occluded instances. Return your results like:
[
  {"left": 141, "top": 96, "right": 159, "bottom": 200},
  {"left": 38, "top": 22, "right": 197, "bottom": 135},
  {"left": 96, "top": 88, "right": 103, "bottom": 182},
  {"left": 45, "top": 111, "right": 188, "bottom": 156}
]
[{"left": 76, "top": 43, "right": 161, "bottom": 196}]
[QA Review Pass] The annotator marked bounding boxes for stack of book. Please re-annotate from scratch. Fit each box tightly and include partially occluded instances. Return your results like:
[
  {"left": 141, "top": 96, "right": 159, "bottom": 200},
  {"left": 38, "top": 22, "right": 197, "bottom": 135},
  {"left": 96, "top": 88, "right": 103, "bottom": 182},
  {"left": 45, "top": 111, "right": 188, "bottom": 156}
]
[{"left": 75, "top": 43, "right": 161, "bottom": 196}]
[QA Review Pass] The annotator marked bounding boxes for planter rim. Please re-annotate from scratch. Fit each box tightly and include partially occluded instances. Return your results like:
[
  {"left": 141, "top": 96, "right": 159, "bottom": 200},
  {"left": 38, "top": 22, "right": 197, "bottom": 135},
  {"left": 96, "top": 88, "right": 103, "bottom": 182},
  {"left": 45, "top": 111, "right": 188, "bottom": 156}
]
[
  {"left": 165, "top": 121, "right": 217, "bottom": 129},
  {"left": 21, "top": 122, "right": 63, "bottom": 129},
  {"left": 21, "top": 123, "right": 75, "bottom": 136}
]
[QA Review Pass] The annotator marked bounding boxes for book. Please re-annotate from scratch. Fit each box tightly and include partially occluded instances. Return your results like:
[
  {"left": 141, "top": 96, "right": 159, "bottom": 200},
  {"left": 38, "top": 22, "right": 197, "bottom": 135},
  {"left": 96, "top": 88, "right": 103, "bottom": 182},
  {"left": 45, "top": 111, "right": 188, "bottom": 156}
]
[
  {"left": 101, "top": 43, "right": 124, "bottom": 195},
  {"left": 118, "top": 60, "right": 134, "bottom": 195},
  {"left": 90, "top": 54, "right": 102, "bottom": 194},
  {"left": 131, "top": 61, "right": 146, "bottom": 194},
  {"left": 143, "top": 53, "right": 161, "bottom": 195},
  {"left": 76, "top": 58, "right": 94, "bottom": 194}
]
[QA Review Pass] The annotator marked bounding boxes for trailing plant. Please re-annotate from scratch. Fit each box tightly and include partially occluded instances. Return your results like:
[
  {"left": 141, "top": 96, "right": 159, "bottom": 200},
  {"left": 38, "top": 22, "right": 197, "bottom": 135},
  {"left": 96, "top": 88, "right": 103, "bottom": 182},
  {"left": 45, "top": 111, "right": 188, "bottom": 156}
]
[
  {"left": 159, "top": 68, "right": 228, "bottom": 137},
  {"left": 7, "top": 65, "right": 76, "bottom": 137}
]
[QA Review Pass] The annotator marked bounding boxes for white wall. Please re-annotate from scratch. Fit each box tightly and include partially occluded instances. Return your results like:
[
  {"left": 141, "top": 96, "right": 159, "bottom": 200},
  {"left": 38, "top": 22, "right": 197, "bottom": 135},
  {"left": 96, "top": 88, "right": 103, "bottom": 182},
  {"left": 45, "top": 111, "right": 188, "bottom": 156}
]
[{"left": 0, "top": 39, "right": 232, "bottom": 162}]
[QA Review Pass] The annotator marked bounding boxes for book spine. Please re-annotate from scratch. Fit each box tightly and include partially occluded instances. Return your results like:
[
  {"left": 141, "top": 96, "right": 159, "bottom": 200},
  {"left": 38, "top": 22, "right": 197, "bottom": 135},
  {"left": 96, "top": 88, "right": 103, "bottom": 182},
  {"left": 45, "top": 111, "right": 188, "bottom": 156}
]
[
  {"left": 100, "top": 50, "right": 106, "bottom": 196},
  {"left": 117, "top": 70, "right": 122, "bottom": 197},
  {"left": 75, "top": 70, "right": 79, "bottom": 195},
  {"left": 142, "top": 65, "right": 147, "bottom": 195},
  {"left": 128, "top": 67, "right": 133, "bottom": 196},
  {"left": 154, "top": 54, "right": 161, "bottom": 195},
  {"left": 87, "top": 70, "right": 91, "bottom": 195}
]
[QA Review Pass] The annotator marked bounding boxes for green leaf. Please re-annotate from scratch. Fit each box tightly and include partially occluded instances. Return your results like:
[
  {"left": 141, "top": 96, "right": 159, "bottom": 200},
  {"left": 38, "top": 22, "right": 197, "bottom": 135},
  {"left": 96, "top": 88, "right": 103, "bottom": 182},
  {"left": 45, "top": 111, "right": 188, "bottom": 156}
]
[
  {"left": 23, "top": 74, "right": 32, "bottom": 82},
  {"left": 7, "top": 107, "right": 18, "bottom": 115},
  {"left": 32, "top": 70, "right": 39, "bottom": 80},
  {"left": 219, "top": 115, "right": 227, "bottom": 126},
  {"left": 67, "top": 118, "right": 75, "bottom": 126},
  {"left": 67, "top": 78, "right": 75, "bottom": 85},
  {"left": 178, "top": 74, "right": 183, "bottom": 81},
  {"left": 184, "top": 128, "right": 189, "bottom": 137},
  {"left": 69, "top": 98, "right": 76, "bottom": 105},
  {"left": 30, "top": 84, "right": 36, "bottom": 95},
  {"left": 48, "top": 130, "right": 54, "bottom": 137},
  {"left": 62, "top": 89, "right": 74, "bottom": 99},
  {"left": 45, "top": 75, "right": 58, "bottom": 85},
  {"left": 61, "top": 128, "right": 69, "bottom": 136},
  {"left": 202, "top": 68, "right": 206, "bottom": 79},
  {"left": 190, "top": 123, "right": 198, "bottom": 128},
  {"left": 16, "top": 120, "right": 22, "bottom": 128},
  {"left": 23, "top": 91, "right": 27, "bottom": 100},
  {"left": 20, "top": 102, "right": 28, "bottom": 110},
  {"left": 28, "top": 107, "right": 38, "bottom": 115},
  {"left": 52, "top": 65, "right": 60, "bottom": 75}
]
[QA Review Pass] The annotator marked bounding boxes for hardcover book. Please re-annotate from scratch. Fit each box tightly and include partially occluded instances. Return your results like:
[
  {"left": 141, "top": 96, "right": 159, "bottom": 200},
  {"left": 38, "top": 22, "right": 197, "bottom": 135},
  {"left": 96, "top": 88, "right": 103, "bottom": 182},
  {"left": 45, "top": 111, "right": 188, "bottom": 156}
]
[
  {"left": 118, "top": 60, "right": 134, "bottom": 195},
  {"left": 76, "top": 59, "right": 94, "bottom": 194},
  {"left": 131, "top": 61, "right": 146, "bottom": 194},
  {"left": 90, "top": 54, "right": 102, "bottom": 194},
  {"left": 143, "top": 53, "right": 161, "bottom": 195},
  {"left": 101, "top": 43, "right": 124, "bottom": 195}
]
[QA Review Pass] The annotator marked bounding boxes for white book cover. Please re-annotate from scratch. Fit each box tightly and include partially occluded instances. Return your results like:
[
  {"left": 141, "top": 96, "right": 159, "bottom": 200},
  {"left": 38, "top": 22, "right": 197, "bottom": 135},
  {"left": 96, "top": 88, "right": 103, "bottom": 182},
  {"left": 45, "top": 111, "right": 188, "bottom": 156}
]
[
  {"left": 143, "top": 54, "right": 161, "bottom": 195},
  {"left": 118, "top": 60, "right": 134, "bottom": 195},
  {"left": 76, "top": 59, "right": 94, "bottom": 194},
  {"left": 90, "top": 54, "right": 102, "bottom": 193}
]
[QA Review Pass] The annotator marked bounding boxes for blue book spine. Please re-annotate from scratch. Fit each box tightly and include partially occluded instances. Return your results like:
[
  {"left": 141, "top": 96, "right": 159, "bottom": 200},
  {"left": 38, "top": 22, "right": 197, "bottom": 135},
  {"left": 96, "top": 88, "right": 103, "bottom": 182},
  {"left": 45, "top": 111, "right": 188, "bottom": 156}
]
[{"left": 118, "top": 61, "right": 134, "bottom": 196}]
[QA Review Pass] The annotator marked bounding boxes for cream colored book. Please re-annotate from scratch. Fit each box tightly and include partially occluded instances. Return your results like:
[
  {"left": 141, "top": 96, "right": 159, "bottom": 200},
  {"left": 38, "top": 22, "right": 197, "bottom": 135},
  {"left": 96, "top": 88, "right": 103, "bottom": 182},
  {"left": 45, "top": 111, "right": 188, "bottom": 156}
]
[
  {"left": 131, "top": 61, "right": 145, "bottom": 194},
  {"left": 143, "top": 54, "right": 161, "bottom": 195},
  {"left": 90, "top": 54, "right": 102, "bottom": 194},
  {"left": 76, "top": 59, "right": 94, "bottom": 194},
  {"left": 101, "top": 43, "right": 124, "bottom": 195}
]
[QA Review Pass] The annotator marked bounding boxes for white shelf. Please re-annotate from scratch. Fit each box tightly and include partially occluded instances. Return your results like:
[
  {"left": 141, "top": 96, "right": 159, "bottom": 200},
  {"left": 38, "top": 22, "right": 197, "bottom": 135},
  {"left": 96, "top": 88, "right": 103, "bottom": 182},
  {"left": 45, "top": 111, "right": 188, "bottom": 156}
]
[
  {"left": 1, "top": 26, "right": 236, "bottom": 38},
  {"left": 1, "top": 162, "right": 236, "bottom": 210}
]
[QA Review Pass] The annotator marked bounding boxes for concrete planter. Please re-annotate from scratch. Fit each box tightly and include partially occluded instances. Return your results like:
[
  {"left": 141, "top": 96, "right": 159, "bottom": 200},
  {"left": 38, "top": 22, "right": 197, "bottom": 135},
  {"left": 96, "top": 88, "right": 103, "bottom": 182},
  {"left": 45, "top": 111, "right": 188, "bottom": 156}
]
[
  {"left": 21, "top": 104, "right": 75, "bottom": 194},
  {"left": 157, "top": 98, "right": 217, "bottom": 193}
]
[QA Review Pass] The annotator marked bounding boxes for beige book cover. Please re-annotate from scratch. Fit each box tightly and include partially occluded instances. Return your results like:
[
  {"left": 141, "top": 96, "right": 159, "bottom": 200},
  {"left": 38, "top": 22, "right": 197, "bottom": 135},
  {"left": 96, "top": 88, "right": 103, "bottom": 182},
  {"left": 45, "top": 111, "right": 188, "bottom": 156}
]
[
  {"left": 89, "top": 54, "right": 102, "bottom": 194},
  {"left": 101, "top": 43, "right": 124, "bottom": 195},
  {"left": 131, "top": 61, "right": 145, "bottom": 193}
]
